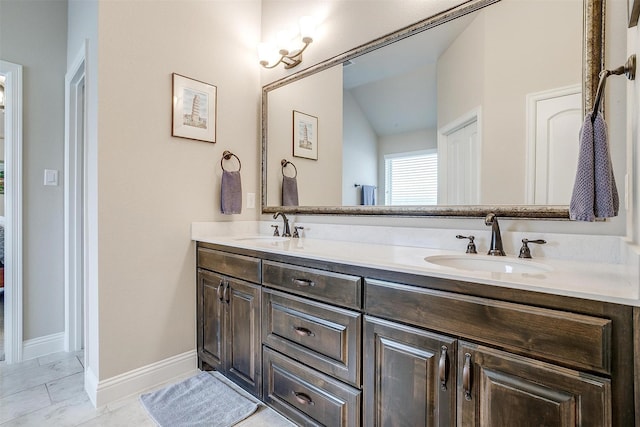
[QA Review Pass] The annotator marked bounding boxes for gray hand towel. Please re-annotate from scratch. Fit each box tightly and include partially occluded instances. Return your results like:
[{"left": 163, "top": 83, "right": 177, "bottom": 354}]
[
  {"left": 221, "top": 170, "right": 242, "bottom": 214},
  {"left": 569, "top": 111, "right": 618, "bottom": 221},
  {"left": 282, "top": 176, "right": 299, "bottom": 206},
  {"left": 361, "top": 185, "right": 376, "bottom": 206}
]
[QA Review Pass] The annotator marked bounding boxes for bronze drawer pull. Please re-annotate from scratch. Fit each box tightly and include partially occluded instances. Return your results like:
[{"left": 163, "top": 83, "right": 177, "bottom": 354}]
[
  {"left": 463, "top": 352, "right": 472, "bottom": 401},
  {"left": 439, "top": 346, "right": 448, "bottom": 391},
  {"left": 293, "top": 326, "right": 315, "bottom": 337},
  {"left": 292, "top": 278, "right": 315, "bottom": 287},
  {"left": 292, "top": 391, "right": 315, "bottom": 405},
  {"left": 217, "top": 281, "right": 225, "bottom": 302}
]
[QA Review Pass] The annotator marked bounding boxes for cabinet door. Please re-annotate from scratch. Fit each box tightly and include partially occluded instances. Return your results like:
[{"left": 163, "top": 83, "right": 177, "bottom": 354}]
[
  {"left": 197, "top": 269, "right": 226, "bottom": 371},
  {"left": 458, "top": 342, "right": 611, "bottom": 427},
  {"left": 225, "top": 277, "right": 262, "bottom": 397},
  {"left": 364, "top": 316, "right": 457, "bottom": 427}
]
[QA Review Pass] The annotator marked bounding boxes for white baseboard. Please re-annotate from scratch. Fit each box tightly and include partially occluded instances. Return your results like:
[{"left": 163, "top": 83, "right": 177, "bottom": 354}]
[
  {"left": 85, "top": 366, "right": 99, "bottom": 407},
  {"left": 22, "top": 332, "right": 65, "bottom": 360},
  {"left": 91, "top": 350, "right": 198, "bottom": 408}
]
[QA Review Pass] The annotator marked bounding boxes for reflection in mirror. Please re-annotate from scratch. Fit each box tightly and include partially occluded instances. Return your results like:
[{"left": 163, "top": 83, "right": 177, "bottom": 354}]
[{"left": 262, "top": 0, "right": 605, "bottom": 218}]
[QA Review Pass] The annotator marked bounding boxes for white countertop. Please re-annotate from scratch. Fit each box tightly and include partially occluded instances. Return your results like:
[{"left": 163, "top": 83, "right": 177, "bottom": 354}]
[{"left": 192, "top": 223, "right": 640, "bottom": 307}]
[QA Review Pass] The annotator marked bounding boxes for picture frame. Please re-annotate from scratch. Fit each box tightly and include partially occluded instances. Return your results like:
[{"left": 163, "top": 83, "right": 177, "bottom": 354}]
[
  {"left": 292, "top": 110, "right": 318, "bottom": 160},
  {"left": 172, "top": 73, "right": 217, "bottom": 143},
  {"left": 630, "top": 0, "right": 640, "bottom": 27}
]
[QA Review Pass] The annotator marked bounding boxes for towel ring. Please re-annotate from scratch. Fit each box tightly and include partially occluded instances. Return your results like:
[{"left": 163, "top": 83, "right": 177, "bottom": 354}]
[
  {"left": 221, "top": 150, "right": 241, "bottom": 172},
  {"left": 281, "top": 159, "right": 297, "bottom": 178}
]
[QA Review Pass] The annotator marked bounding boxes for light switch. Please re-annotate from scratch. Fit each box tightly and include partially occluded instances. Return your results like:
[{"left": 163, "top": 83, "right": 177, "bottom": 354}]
[
  {"left": 247, "top": 192, "right": 256, "bottom": 209},
  {"left": 44, "top": 169, "right": 59, "bottom": 186}
]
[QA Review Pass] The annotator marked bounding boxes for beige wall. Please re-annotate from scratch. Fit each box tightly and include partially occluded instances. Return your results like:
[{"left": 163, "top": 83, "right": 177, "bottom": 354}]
[
  {"left": 96, "top": 0, "right": 261, "bottom": 379},
  {"left": 437, "top": 11, "right": 485, "bottom": 129}
]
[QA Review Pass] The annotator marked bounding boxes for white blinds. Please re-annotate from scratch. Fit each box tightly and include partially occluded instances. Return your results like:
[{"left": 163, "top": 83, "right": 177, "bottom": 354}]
[{"left": 385, "top": 151, "right": 438, "bottom": 205}]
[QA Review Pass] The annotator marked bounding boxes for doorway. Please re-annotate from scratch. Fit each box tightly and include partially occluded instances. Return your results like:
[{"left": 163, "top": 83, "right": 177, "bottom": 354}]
[
  {"left": 65, "top": 45, "right": 87, "bottom": 354},
  {"left": 0, "top": 59, "right": 24, "bottom": 364}
]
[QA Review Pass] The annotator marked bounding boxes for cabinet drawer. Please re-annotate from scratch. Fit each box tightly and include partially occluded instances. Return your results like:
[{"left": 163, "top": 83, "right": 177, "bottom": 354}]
[
  {"left": 197, "top": 247, "right": 261, "bottom": 283},
  {"left": 263, "top": 260, "right": 362, "bottom": 310},
  {"left": 366, "top": 279, "right": 612, "bottom": 374},
  {"left": 263, "top": 347, "right": 361, "bottom": 427},
  {"left": 263, "top": 288, "right": 361, "bottom": 386}
]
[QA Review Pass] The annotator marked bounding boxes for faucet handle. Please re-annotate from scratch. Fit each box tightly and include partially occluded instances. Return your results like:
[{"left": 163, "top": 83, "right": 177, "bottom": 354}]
[
  {"left": 271, "top": 224, "right": 280, "bottom": 236},
  {"left": 293, "top": 226, "right": 304, "bottom": 238},
  {"left": 456, "top": 235, "right": 477, "bottom": 254},
  {"left": 518, "top": 238, "right": 546, "bottom": 259}
]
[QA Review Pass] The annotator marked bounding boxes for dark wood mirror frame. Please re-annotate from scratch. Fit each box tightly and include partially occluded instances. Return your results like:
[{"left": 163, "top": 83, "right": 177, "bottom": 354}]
[{"left": 261, "top": 0, "right": 604, "bottom": 219}]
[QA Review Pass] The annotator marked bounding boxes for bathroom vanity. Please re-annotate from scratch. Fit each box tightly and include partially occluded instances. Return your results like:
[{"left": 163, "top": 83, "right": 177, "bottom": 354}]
[{"left": 194, "top": 232, "right": 638, "bottom": 426}]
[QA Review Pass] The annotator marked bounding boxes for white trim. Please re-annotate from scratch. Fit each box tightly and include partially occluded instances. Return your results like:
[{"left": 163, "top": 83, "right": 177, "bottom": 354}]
[
  {"left": 525, "top": 84, "right": 581, "bottom": 203},
  {"left": 64, "top": 42, "right": 88, "bottom": 354},
  {"left": 91, "top": 350, "right": 198, "bottom": 408},
  {"left": 85, "top": 366, "right": 99, "bottom": 407},
  {"left": 22, "top": 332, "right": 65, "bottom": 361},
  {"left": 0, "top": 60, "right": 24, "bottom": 364}
]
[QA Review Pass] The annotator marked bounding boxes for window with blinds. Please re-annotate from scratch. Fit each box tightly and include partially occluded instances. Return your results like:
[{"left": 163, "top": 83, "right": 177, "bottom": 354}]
[{"left": 384, "top": 150, "right": 438, "bottom": 205}]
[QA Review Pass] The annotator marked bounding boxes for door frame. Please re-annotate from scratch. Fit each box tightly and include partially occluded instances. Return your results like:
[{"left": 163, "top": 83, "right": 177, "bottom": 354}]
[
  {"left": 64, "top": 43, "right": 88, "bottom": 353},
  {"left": 0, "top": 60, "right": 24, "bottom": 364}
]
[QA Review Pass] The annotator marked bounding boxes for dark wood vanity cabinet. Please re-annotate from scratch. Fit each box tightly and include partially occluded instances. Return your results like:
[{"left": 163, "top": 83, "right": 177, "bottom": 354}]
[
  {"left": 458, "top": 342, "right": 610, "bottom": 426},
  {"left": 261, "top": 261, "right": 363, "bottom": 426},
  {"left": 196, "top": 243, "right": 636, "bottom": 426},
  {"left": 197, "top": 248, "right": 262, "bottom": 397},
  {"left": 363, "top": 316, "right": 456, "bottom": 426},
  {"left": 365, "top": 278, "right": 620, "bottom": 427}
]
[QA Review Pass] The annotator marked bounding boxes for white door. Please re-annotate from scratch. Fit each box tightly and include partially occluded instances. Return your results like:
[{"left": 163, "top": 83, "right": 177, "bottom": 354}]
[
  {"left": 439, "top": 119, "right": 479, "bottom": 205},
  {"left": 526, "top": 86, "right": 582, "bottom": 204}
]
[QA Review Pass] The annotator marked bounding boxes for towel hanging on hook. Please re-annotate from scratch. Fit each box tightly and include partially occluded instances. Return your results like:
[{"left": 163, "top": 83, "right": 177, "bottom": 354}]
[
  {"left": 220, "top": 150, "right": 242, "bottom": 214},
  {"left": 568, "top": 56, "right": 635, "bottom": 221},
  {"left": 281, "top": 159, "right": 299, "bottom": 206}
]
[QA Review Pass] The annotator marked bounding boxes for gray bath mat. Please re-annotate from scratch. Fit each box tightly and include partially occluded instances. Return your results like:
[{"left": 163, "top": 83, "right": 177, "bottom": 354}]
[{"left": 140, "top": 371, "right": 260, "bottom": 427}]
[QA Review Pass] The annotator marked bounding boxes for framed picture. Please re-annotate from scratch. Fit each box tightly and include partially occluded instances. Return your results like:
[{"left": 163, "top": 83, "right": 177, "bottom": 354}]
[
  {"left": 630, "top": 0, "right": 640, "bottom": 27},
  {"left": 292, "top": 110, "right": 318, "bottom": 160},
  {"left": 172, "top": 73, "right": 217, "bottom": 143}
]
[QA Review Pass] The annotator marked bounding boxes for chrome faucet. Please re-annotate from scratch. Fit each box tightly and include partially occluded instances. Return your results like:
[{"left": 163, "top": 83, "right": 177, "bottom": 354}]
[
  {"left": 485, "top": 213, "right": 505, "bottom": 256},
  {"left": 273, "top": 212, "right": 291, "bottom": 237}
]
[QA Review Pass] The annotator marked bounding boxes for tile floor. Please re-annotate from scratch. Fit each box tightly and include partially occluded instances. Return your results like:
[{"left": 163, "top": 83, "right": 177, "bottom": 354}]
[{"left": 0, "top": 351, "right": 295, "bottom": 426}]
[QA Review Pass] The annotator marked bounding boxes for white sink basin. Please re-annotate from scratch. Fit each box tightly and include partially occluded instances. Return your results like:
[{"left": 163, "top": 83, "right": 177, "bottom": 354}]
[
  {"left": 424, "top": 255, "right": 553, "bottom": 274},
  {"left": 233, "top": 235, "right": 290, "bottom": 243}
]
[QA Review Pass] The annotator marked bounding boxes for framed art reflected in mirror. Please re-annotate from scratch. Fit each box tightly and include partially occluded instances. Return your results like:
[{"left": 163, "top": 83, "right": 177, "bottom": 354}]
[{"left": 293, "top": 110, "right": 318, "bottom": 160}]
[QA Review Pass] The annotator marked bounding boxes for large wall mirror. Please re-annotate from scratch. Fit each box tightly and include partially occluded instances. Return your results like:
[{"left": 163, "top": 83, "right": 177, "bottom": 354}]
[{"left": 262, "top": 0, "right": 604, "bottom": 218}]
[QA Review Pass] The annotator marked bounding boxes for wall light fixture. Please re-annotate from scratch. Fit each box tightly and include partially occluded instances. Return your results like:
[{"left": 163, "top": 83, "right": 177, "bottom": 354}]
[{"left": 259, "top": 16, "right": 315, "bottom": 69}]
